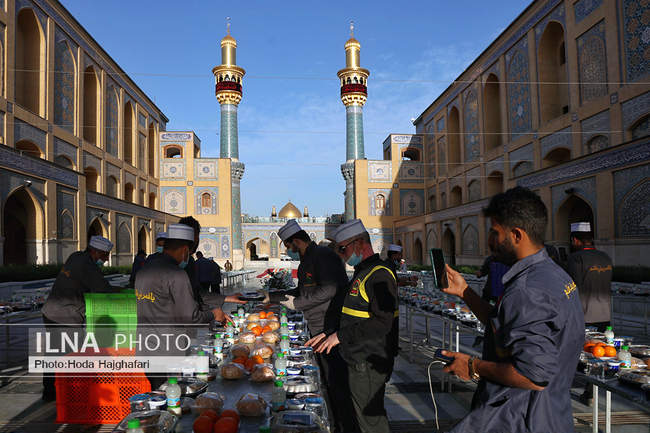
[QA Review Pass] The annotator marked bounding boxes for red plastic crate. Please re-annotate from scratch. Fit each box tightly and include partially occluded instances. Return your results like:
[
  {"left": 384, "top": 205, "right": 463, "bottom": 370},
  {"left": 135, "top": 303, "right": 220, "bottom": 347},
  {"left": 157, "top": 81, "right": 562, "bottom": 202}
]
[{"left": 55, "top": 349, "right": 150, "bottom": 424}]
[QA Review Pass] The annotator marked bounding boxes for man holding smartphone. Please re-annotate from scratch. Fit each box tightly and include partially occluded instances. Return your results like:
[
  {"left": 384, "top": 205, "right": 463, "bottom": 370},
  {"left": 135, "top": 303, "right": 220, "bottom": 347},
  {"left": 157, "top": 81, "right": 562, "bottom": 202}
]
[{"left": 440, "top": 187, "right": 584, "bottom": 432}]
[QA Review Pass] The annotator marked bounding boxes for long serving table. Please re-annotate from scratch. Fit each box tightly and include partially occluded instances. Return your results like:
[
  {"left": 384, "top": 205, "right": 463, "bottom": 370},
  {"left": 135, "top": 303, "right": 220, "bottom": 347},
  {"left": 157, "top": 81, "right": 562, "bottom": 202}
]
[{"left": 221, "top": 270, "right": 256, "bottom": 290}]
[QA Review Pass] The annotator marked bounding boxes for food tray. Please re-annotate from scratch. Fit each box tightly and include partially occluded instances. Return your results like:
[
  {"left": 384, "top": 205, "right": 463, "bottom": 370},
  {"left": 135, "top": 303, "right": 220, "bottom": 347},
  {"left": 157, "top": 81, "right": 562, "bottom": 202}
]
[
  {"left": 111, "top": 410, "right": 177, "bottom": 432},
  {"left": 239, "top": 291, "right": 266, "bottom": 301},
  {"left": 629, "top": 345, "right": 650, "bottom": 358},
  {"left": 618, "top": 370, "right": 650, "bottom": 387},
  {"left": 284, "top": 376, "right": 318, "bottom": 394},
  {"left": 158, "top": 377, "right": 207, "bottom": 398}
]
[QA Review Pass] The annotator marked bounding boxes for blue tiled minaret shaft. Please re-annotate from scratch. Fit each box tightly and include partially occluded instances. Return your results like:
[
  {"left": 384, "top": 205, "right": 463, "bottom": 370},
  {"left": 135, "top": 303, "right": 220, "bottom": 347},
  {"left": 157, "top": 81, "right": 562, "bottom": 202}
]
[{"left": 337, "top": 22, "right": 369, "bottom": 222}]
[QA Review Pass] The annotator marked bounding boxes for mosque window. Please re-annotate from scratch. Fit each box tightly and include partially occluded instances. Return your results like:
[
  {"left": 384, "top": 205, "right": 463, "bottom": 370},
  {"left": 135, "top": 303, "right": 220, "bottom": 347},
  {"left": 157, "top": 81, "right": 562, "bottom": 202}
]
[
  {"left": 375, "top": 194, "right": 386, "bottom": 210},
  {"left": 201, "top": 192, "right": 212, "bottom": 208},
  {"left": 218, "top": 76, "right": 223, "bottom": 82},
  {"left": 165, "top": 145, "right": 182, "bottom": 158},
  {"left": 538, "top": 22, "right": 568, "bottom": 124},
  {"left": 347, "top": 77, "right": 351, "bottom": 84},
  {"left": 16, "top": 8, "right": 43, "bottom": 115},
  {"left": 401, "top": 148, "right": 420, "bottom": 161},
  {"left": 354, "top": 77, "right": 358, "bottom": 83}
]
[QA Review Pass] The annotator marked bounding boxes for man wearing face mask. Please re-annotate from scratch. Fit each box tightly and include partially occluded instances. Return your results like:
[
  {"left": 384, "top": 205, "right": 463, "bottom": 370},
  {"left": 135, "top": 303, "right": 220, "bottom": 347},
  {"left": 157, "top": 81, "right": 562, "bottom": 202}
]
[
  {"left": 41, "top": 235, "right": 119, "bottom": 400},
  {"left": 145, "top": 231, "right": 167, "bottom": 263},
  {"left": 308, "top": 219, "right": 398, "bottom": 433},
  {"left": 439, "top": 187, "right": 584, "bottom": 433}
]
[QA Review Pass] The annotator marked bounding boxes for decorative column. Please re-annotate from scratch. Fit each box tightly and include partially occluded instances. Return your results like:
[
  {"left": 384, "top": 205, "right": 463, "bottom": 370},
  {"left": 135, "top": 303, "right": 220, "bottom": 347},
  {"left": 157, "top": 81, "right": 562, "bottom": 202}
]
[
  {"left": 213, "top": 19, "right": 246, "bottom": 268},
  {"left": 337, "top": 22, "right": 369, "bottom": 221}
]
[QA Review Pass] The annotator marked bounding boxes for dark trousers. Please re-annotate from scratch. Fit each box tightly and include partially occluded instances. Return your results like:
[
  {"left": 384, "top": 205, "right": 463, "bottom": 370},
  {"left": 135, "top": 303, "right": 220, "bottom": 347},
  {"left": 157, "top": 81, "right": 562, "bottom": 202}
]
[
  {"left": 317, "top": 349, "right": 359, "bottom": 433},
  {"left": 347, "top": 361, "right": 391, "bottom": 433},
  {"left": 145, "top": 373, "right": 168, "bottom": 391},
  {"left": 200, "top": 281, "right": 220, "bottom": 294},
  {"left": 42, "top": 316, "right": 79, "bottom": 399}
]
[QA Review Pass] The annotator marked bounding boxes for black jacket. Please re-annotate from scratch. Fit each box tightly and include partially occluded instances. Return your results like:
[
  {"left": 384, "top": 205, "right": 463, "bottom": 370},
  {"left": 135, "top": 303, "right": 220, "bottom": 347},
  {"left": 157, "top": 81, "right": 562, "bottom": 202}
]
[{"left": 567, "top": 247, "right": 612, "bottom": 323}]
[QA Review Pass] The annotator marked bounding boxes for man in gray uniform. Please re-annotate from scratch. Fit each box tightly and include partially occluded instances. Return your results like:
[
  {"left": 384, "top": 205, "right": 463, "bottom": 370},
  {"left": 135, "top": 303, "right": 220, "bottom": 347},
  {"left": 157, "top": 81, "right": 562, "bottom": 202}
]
[
  {"left": 41, "top": 235, "right": 118, "bottom": 400},
  {"left": 135, "top": 224, "right": 231, "bottom": 389}
]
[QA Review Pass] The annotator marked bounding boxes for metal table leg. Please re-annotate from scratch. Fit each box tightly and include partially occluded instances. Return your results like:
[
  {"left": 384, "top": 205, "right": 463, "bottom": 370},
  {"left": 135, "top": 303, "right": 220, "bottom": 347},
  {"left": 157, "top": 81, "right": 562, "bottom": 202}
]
[
  {"left": 592, "top": 384, "right": 598, "bottom": 433},
  {"left": 455, "top": 323, "right": 460, "bottom": 352},
  {"left": 605, "top": 389, "right": 611, "bottom": 433},
  {"left": 409, "top": 308, "right": 414, "bottom": 362},
  {"left": 425, "top": 316, "right": 430, "bottom": 345}
]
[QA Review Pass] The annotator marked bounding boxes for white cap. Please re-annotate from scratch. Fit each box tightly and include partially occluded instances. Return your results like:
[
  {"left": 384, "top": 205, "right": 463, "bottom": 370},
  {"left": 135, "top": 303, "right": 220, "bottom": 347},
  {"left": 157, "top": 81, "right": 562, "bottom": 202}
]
[
  {"left": 156, "top": 231, "right": 168, "bottom": 240},
  {"left": 166, "top": 224, "right": 195, "bottom": 242},
  {"left": 89, "top": 235, "right": 113, "bottom": 252},
  {"left": 278, "top": 219, "right": 302, "bottom": 242},
  {"left": 334, "top": 219, "right": 367, "bottom": 243},
  {"left": 570, "top": 222, "right": 591, "bottom": 233},
  {"left": 388, "top": 244, "right": 402, "bottom": 253}
]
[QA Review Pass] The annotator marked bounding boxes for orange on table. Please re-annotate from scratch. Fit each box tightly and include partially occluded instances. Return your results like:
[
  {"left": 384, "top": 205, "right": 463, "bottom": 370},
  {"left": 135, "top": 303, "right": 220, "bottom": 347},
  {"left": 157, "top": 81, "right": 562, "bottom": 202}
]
[
  {"left": 213, "top": 416, "right": 238, "bottom": 433},
  {"left": 262, "top": 326, "right": 272, "bottom": 334},
  {"left": 259, "top": 311, "right": 267, "bottom": 319},
  {"left": 233, "top": 357, "right": 247, "bottom": 365},
  {"left": 592, "top": 346, "right": 606, "bottom": 358},
  {"left": 251, "top": 326, "right": 263, "bottom": 336},
  {"left": 604, "top": 345, "right": 617, "bottom": 357},
  {"left": 193, "top": 415, "right": 215, "bottom": 433},
  {"left": 220, "top": 409, "right": 240, "bottom": 424},
  {"left": 583, "top": 343, "right": 596, "bottom": 353},
  {"left": 200, "top": 409, "right": 219, "bottom": 422},
  {"left": 244, "top": 359, "right": 255, "bottom": 371},
  {"left": 266, "top": 312, "right": 275, "bottom": 319},
  {"left": 251, "top": 355, "right": 264, "bottom": 364}
]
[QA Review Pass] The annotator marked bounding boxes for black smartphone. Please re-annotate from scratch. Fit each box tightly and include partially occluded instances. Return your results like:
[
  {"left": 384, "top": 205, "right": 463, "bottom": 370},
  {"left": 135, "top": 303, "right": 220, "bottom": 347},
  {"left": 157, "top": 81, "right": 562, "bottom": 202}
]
[
  {"left": 434, "top": 348, "right": 455, "bottom": 364},
  {"left": 430, "top": 248, "right": 449, "bottom": 289}
]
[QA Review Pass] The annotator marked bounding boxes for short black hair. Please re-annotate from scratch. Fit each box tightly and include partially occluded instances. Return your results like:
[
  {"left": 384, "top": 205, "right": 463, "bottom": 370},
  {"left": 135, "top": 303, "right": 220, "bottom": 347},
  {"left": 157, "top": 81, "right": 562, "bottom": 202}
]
[
  {"left": 178, "top": 216, "right": 200, "bottom": 233},
  {"left": 571, "top": 231, "right": 593, "bottom": 245},
  {"left": 483, "top": 186, "right": 547, "bottom": 246},
  {"left": 196, "top": 251, "right": 203, "bottom": 258},
  {"left": 387, "top": 250, "right": 400, "bottom": 259},
  {"left": 137, "top": 249, "right": 146, "bottom": 256},
  {"left": 286, "top": 230, "right": 311, "bottom": 244},
  {"left": 164, "top": 238, "right": 193, "bottom": 250}
]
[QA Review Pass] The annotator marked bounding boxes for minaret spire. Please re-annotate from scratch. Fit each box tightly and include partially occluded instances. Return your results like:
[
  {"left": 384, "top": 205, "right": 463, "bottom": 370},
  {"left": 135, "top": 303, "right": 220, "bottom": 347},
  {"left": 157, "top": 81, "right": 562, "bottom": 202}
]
[{"left": 226, "top": 16, "right": 231, "bottom": 35}]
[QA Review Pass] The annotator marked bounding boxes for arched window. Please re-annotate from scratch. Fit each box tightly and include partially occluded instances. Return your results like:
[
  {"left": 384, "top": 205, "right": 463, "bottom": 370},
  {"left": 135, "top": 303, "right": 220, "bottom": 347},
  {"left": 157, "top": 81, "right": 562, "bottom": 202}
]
[
  {"left": 630, "top": 115, "right": 650, "bottom": 140},
  {"left": 428, "top": 195, "right": 436, "bottom": 213},
  {"left": 448, "top": 106, "right": 461, "bottom": 168},
  {"left": 401, "top": 148, "right": 420, "bottom": 161},
  {"left": 83, "top": 66, "right": 99, "bottom": 144},
  {"left": 16, "top": 9, "right": 43, "bottom": 115},
  {"left": 139, "top": 189, "right": 145, "bottom": 205},
  {"left": 165, "top": 145, "right": 182, "bottom": 158},
  {"left": 201, "top": 192, "right": 212, "bottom": 208},
  {"left": 440, "top": 192, "right": 447, "bottom": 209},
  {"left": 483, "top": 74, "right": 502, "bottom": 152},
  {"left": 124, "top": 183, "right": 134, "bottom": 203},
  {"left": 512, "top": 161, "right": 533, "bottom": 178},
  {"left": 450, "top": 186, "right": 462, "bottom": 207},
  {"left": 15, "top": 140, "right": 42, "bottom": 158},
  {"left": 148, "top": 123, "right": 156, "bottom": 176},
  {"left": 487, "top": 171, "right": 504, "bottom": 197},
  {"left": 538, "top": 22, "right": 568, "bottom": 123},
  {"left": 542, "top": 147, "right": 571, "bottom": 169},
  {"left": 54, "top": 41, "right": 75, "bottom": 132},
  {"left": 124, "top": 101, "right": 134, "bottom": 164},
  {"left": 107, "top": 176, "right": 118, "bottom": 198},
  {"left": 105, "top": 87, "right": 119, "bottom": 156},
  {"left": 585, "top": 135, "right": 609, "bottom": 154},
  {"left": 84, "top": 167, "right": 98, "bottom": 192},
  {"left": 375, "top": 194, "right": 386, "bottom": 210},
  {"left": 468, "top": 180, "right": 481, "bottom": 202},
  {"left": 149, "top": 192, "right": 156, "bottom": 209},
  {"left": 54, "top": 155, "right": 73, "bottom": 169}
]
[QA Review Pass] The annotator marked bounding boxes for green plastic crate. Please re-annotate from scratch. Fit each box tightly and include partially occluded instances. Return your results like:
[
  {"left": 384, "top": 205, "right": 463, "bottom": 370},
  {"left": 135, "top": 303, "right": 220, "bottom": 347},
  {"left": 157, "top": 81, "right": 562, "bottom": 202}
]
[{"left": 84, "top": 293, "right": 137, "bottom": 349}]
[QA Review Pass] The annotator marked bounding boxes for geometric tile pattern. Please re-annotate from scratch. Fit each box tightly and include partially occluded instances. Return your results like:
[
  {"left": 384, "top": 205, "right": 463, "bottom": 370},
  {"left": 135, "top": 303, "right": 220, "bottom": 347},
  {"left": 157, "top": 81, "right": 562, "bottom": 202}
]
[
  {"left": 57, "top": 185, "right": 76, "bottom": 239},
  {"left": 400, "top": 189, "right": 424, "bottom": 216},
  {"left": 368, "top": 160, "right": 392, "bottom": 183},
  {"left": 346, "top": 105, "right": 365, "bottom": 160},
  {"left": 438, "top": 137, "right": 447, "bottom": 176},
  {"left": 578, "top": 21, "right": 608, "bottom": 103},
  {"left": 506, "top": 38, "right": 532, "bottom": 139},
  {"left": 53, "top": 39, "right": 75, "bottom": 133},
  {"left": 461, "top": 215, "right": 479, "bottom": 255},
  {"left": 463, "top": 89, "right": 480, "bottom": 162},
  {"left": 621, "top": 91, "right": 650, "bottom": 130},
  {"left": 195, "top": 159, "right": 218, "bottom": 180},
  {"left": 541, "top": 126, "right": 572, "bottom": 158},
  {"left": 54, "top": 137, "right": 77, "bottom": 166},
  {"left": 534, "top": 3, "right": 566, "bottom": 44},
  {"left": 161, "top": 160, "right": 185, "bottom": 179},
  {"left": 368, "top": 188, "right": 392, "bottom": 216},
  {"left": 0, "top": 144, "right": 78, "bottom": 188},
  {"left": 574, "top": 0, "right": 603, "bottom": 23},
  {"left": 581, "top": 109, "right": 610, "bottom": 152},
  {"left": 14, "top": 118, "right": 46, "bottom": 152},
  {"left": 194, "top": 187, "right": 218, "bottom": 215},
  {"left": 622, "top": 0, "right": 650, "bottom": 82},
  {"left": 398, "top": 162, "right": 424, "bottom": 183},
  {"left": 105, "top": 86, "right": 119, "bottom": 156},
  {"left": 613, "top": 163, "right": 650, "bottom": 237},
  {"left": 510, "top": 143, "right": 534, "bottom": 178},
  {"left": 550, "top": 176, "right": 597, "bottom": 223},
  {"left": 161, "top": 186, "right": 186, "bottom": 215},
  {"left": 631, "top": 116, "right": 650, "bottom": 139},
  {"left": 220, "top": 103, "right": 240, "bottom": 159}
]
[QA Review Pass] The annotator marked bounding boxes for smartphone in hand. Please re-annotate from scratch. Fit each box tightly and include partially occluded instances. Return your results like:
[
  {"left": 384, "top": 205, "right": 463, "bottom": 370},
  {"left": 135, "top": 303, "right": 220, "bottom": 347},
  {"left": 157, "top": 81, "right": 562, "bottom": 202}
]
[{"left": 429, "top": 248, "right": 449, "bottom": 289}]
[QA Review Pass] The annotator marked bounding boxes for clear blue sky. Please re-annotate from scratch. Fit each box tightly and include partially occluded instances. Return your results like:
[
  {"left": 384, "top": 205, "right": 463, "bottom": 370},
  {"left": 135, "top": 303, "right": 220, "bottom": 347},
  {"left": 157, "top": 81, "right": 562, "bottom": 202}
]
[{"left": 61, "top": 0, "right": 528, "bottom": 217}]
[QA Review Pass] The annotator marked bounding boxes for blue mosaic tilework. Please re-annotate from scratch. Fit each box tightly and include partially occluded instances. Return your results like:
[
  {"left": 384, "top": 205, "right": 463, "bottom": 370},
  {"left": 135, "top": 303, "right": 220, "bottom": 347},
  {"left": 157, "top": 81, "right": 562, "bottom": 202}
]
[
  {"left": 138, "top": 133, "right": 145, "bottom": 170},
  {"left": 160, "top": 186, "right": 186, "bottom": 215},
  {"left": 510, "top": 143, "right": 534, "bottom": 178},
  {"left": 231, "top": 162, "right": 244, "bottom": 250},
  {"left": 461, "top": 215, "right": 479, "bottom": 255},
  {"left": 534, "top": 3, "right": 566, "bottom": 44},
  {"left": 486, "top": 156, "right": 504, "bottom": 174},
  {"left": 194, "top": 159, "right": 218, "bottom": 180},
  {"left": 30, "top": 0, "right": 162, "bottom": 123},
  {"left": 83, "top": 151, "right": 100, "bottom": 171},
  {"left": 632, "top": 116, "right": 650, "bottom": 139},
  {"left": 53, "top": 31, "right": 75, "bottom": 132},
  {"left": 400, "top": 189, "right": 424, "bottom": 216},
  {"left": 506, "top": 38, "right": 532, "bottom": 140},
  {"left": 541, "top": 126, "right": 572, "bottom": 158},
  {"left": 368, "top": 188, "right": 392, "bottom": 216},
  {"left": 578, "top": 21, "right": 608, "bottom": 104},
  {"left": 54, "top": 137, "right": 77, "bottom": 166},
  {"left": 138, "top": 113, "right": 146, "bottom": 128},
  {"left": 621, "top": 91, "right": 650, "bottom": 129},
  {"left": 220, "top": 104, "right": 239, "bottom": 159},
  {"left": 518, "top": 140, "right": 650, "bottom": 189},
  {"left": 398, "top": 162, "right": 424, "bottom": 183},
  {"left": 613, "top": 163, "right": 650, "bottom": 237},
  {"left": 438, "top": 137, "right": 447, "bottom": 176},
  {"left": 437, "top": 117, "right": 445, "bottom": 132},
  {"left": 427, "top": 142, "right": 436, "bottom": 178},
  {"left": 87, "top": 191, "right": 173, "bottom": 222},
  {"left": 195, "top": 187, "right": 218, "bottom": 215},
  {"left": 105, "top": 87, "right": 119, "bottom": 156},
  {"left": 57, "top": 186, "right": 76, "bottom": 239},
  {"left": 574, "top": 0, "right": 603, "bottom": 23},
  {"left": 463, "top": 89, "right": 480, "bottom": 162},
  {"left": 550, "top": 177, "right": 597, "bottom": 235},
  {"left": 16, "top": 0, "right": 47, "bottom": 36},
  {"left": 368, "top": 160, "right": 392, "bottom": 182},
  {"left": 420, "top": 0, "right": 563, "bottom": 127},
  {"left": 346, "top": 105, "right": 365, "bottom": 160},
  {"left": 468, "top": 179, "right": 481, "bottom": 202},
  {"left": 622, "top": 0, "right": 650, "bottom": 82},
  {"left": 581, "top": 110, "right": 610, "bottom": 152},
  {"left": 14, "top": 119, "right": 46, "bottom": 153}
]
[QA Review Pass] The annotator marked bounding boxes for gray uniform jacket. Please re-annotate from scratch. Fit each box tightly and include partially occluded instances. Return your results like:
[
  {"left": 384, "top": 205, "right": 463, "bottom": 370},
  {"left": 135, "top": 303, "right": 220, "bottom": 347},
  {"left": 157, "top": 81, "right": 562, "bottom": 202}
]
[
  {"left": 42, "top": 250, "right": 117, "bottom": 324},
  {"left": 567, "top": 247, "right": 612, "bottom": 323},
  {"left": 135, "top": 253, "right": 213, "bottom": 325}
]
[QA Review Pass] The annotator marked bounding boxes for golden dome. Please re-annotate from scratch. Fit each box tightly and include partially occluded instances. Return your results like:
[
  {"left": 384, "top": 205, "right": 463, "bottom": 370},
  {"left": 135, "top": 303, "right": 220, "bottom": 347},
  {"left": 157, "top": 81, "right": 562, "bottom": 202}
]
[
  {"left": 345, "top": 37, "right": 360, "bottom": 49},
  {"left": 221, "top": 34, "right": 236, "bottom": 46},
  {"left": 278, "top": 201, "right": 302, "bottom": 219}
]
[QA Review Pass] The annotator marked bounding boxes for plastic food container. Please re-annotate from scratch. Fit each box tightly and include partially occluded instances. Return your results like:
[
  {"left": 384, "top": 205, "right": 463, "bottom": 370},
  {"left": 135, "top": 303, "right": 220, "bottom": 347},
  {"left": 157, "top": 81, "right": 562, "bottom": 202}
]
[
  {"left": 148, "top": 394, "right": 166, "bottom": 410},
  {"left": 129, "top": 394, "right": 150, "bottom": 412},
  {"left": 287, "top": 367, "right": 302, "bottom": 376}
]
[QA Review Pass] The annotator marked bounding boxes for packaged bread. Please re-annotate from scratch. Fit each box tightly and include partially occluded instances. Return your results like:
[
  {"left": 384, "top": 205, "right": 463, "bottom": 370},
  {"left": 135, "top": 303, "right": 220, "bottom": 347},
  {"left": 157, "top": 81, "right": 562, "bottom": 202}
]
[
  {"left": 251, "top": 343, "right": 274, "bottom": 359},
  {"left": 230, "top": 344, "right": 251, "bottom": 359},
  {"left": 267, "top": 320, "right": 280, "bottom": 331},
  {"left": 236, "top": 393, "right": 267, "bottom": 417},
  {"left": 238, "top": 331, "right": 257, "bottom": 344},
  {"left": 247, "top": 313, "right": 261, "bottom": 322},
  {"left": 221, "top": 362, "right": 246, "bottom": 379},
  {"left": 247, "top": 322, "right": 261, "bottom": 331},
  {"left": 250, "top": 364, "right": 275, "bottom": 382},
  {"left": 193, "top": 391, "right": 225, "bottom": 412},
  {"left": 262, "top": 332, "right": 280, "bottom": 344}
]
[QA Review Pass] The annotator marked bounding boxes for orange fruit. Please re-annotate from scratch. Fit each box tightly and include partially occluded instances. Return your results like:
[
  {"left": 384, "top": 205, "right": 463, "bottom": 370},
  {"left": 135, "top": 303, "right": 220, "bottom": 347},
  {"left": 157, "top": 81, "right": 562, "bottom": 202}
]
[
  {"left": 213, "top": 416, "right": 238, "bottom": 433},
  {"left": 259, "top": 311, "right": 267, "bottom": 319},
  {"left": 233, "top": 357, "right": 247, "bottom": 365},
  {"left": 266, "top": 312, "right": 275, "bottom": 319},
  {"left": 592, "top": 346, "right": 605, "bottom": 358},
  {"left": 251, "top": 355, "right": 264, "bottom": 364},
  {"left": 262, "top": 326, "right": 272, "bottom": 334},
  {"left": 220, "top": 409, "right": 240, "bottom": 424},
  {"left": 200, "top": 409, "right": 219, "bottom": 422},
  {"left": 244, "top": 359, "right": 255, "bottom": 371},
  {"left": 251, "top": 326, "right": 263, "bottom": 336},
  {"left": 583, "top": 343, "right": 595, "bottom": 353},
  {"left": 604, "top": 346, "right": 617, "bottom": 357},
  {"left": 193, "top": 415, "right": 215, "bottom": 433}
]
